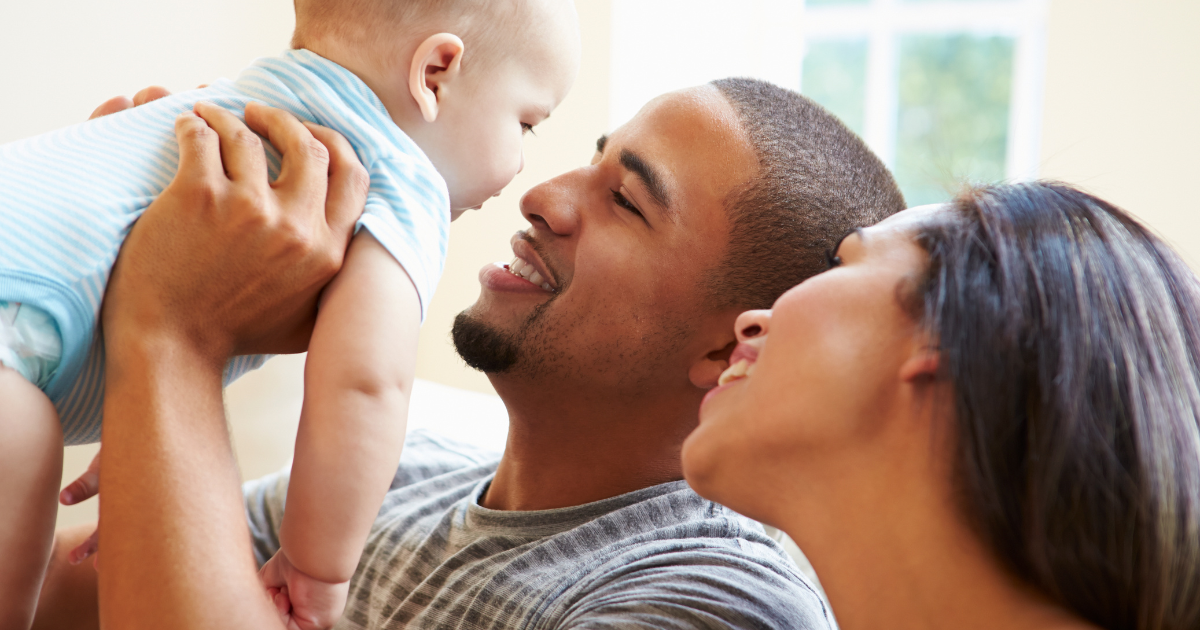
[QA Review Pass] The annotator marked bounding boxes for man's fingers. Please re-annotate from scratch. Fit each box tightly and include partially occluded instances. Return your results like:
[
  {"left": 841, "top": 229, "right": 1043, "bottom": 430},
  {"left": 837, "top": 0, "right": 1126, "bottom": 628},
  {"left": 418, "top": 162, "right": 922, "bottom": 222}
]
[
  {"left": 59, "top": 467, "right": 99, "bottom": 505},
  {"left": 304, "top": 122, "right": 367, "bottom": 240},
  {"left": 243, "top": 103, "right": 329, "bottom": 204},
  {"left": 89, "top": 96, "right": 134, "bottom": 120},
  {"left": 60, "top": 450, "right": 101, "bottom": 505},
  {"left": 68, "top": 528, "right": 99, "bottom": 564},
  {"left": 172, "top": 108, "right": 223, "bottom": 189},
  {"left": 193, "top": 101, "right": 267, "bottom": 184},
  {"left": 89, "top": 86, "right": 173, "bottom": 121},
  {"left": 132, "top": 85, "right": 171, "bottom": 107}
]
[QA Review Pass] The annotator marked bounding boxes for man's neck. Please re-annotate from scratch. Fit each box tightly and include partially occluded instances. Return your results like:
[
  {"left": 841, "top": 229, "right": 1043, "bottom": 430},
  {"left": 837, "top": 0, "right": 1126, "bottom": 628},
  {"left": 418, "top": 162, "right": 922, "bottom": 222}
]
[{"left": 480, "top": 378, "right": 701, "bottom": 512}]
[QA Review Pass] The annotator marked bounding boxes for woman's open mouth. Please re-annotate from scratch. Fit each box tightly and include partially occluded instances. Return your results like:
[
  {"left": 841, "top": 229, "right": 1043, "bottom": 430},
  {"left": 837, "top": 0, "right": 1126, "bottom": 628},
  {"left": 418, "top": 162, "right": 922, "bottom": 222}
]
[{"left": 717, "top": 343, "right": 760, "bottom": 386}]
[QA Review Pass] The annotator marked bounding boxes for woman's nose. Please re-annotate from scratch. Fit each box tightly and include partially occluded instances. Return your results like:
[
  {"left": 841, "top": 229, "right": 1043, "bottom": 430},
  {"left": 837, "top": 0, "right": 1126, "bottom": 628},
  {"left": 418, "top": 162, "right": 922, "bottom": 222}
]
[{"left": 735, "top": 310, "right": 771, "bottom": 342}]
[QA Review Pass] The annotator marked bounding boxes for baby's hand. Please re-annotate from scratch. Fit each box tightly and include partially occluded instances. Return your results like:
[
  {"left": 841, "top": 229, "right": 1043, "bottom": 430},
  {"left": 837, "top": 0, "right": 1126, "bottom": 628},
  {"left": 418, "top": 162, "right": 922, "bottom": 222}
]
[{"left": 259, "top": 549, "right": 350, "bottom": 630}]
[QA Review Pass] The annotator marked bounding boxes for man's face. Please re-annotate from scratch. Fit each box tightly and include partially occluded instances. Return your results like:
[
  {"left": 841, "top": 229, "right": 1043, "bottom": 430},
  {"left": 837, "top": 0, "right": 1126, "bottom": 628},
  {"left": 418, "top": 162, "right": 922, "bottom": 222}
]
[{"left": 453, "top": 86, "right": 759, "bottom": 398}]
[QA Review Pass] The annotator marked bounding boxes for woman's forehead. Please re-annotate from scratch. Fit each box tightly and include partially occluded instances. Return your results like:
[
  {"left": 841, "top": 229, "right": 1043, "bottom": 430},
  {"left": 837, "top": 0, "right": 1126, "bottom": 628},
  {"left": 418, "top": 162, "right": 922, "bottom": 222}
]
[{"left": 868, "top": 203, "right": 949, "bottom": 235}]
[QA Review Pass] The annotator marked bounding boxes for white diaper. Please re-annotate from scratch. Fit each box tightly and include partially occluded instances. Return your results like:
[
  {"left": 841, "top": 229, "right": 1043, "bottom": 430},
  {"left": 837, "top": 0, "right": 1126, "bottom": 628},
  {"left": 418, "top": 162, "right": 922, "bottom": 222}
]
[{"left": 0, "top": 301, "right": 63, "bottom": 390}]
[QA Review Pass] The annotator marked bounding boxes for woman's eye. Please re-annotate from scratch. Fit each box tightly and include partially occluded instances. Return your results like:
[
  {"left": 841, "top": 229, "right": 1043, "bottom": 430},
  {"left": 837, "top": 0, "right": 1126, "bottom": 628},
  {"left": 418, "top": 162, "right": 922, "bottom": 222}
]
[
  {"left": 611, "top": 190, "right": 644, "bottom": 219},
  {"left": 824, "top": 249, "right": 842, "bottom": 269},
  {"left": 521, "top": 123, "right": 535, "bottom": 136}
]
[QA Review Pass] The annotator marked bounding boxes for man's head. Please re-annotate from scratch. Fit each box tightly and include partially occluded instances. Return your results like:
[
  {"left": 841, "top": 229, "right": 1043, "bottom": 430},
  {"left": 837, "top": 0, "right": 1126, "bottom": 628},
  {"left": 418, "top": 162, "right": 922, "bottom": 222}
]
[
  {"left": 453, "top": 80, "right": 903, "bottom": 414},
  {"left": 293, "top": 0, "right": 581, "bottom": 213}
]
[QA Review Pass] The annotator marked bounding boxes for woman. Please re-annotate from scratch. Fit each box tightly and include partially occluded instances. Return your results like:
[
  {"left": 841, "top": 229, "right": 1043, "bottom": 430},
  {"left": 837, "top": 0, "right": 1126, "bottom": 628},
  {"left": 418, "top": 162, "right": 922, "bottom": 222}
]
[{"left": 683, "top": 181, "right": 1200, "bottom": 630}]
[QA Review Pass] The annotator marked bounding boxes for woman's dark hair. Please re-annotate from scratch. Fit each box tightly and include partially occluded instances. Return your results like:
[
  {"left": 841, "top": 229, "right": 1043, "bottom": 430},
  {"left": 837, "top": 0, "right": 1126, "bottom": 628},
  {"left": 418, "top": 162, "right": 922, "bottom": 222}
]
[{"left": 916, "top": 181, "right": 1200, "bottom": 630}]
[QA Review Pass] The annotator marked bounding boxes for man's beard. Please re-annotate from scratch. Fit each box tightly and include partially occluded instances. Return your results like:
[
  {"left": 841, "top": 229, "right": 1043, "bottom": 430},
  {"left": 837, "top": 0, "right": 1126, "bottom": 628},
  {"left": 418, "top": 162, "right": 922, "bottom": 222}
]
[
  {"left": 451, "top": 312, "right": 520, "bottom": 373},
  {"left": 451, "top": 300, "right": 555, "bottom": 374}
]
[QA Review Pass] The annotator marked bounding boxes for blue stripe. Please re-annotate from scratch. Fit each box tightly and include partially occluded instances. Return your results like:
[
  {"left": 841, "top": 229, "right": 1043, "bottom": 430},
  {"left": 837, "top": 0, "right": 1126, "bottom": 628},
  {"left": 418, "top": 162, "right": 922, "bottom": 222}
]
[{"left": 0, "top": 49, "right": 449, "bottom": 444}]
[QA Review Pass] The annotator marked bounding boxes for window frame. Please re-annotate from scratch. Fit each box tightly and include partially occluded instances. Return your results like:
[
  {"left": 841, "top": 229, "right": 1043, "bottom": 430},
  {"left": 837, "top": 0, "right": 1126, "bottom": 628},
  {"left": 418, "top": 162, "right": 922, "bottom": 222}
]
[{"left": 801, "top": 0, "right": 1048, "bottom": 180}]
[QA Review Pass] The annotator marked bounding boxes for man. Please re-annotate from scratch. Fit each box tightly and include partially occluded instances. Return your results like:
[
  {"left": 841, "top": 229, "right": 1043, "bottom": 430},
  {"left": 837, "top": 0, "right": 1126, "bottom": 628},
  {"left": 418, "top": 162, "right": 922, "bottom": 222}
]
[{"left": 37, "top": 78, "right": 903, "bottom": 629}]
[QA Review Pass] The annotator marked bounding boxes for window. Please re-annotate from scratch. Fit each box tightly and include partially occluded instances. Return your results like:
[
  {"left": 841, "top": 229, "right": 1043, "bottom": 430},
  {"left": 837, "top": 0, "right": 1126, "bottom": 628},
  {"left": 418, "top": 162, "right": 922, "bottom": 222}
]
[{"left": 610, "top": 0, "right": 1047, "bottom": 205}]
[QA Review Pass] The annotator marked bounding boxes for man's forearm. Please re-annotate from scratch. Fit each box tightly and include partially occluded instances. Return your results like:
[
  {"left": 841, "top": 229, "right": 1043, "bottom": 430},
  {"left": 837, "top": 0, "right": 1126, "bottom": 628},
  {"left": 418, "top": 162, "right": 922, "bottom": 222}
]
[{"left": 98, "top": 335, "right": 281, "bottom": 629}]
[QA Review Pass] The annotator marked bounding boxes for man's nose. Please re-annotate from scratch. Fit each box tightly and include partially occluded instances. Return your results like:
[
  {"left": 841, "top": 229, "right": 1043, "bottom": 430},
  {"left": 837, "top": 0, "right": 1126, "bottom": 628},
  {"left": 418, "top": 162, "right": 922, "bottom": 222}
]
[
  {"left": 735, "top": 310, "right": 771, "bottom": 342},
  {"left": 519, "top": 168, "right": 584, "bottom": 236}
]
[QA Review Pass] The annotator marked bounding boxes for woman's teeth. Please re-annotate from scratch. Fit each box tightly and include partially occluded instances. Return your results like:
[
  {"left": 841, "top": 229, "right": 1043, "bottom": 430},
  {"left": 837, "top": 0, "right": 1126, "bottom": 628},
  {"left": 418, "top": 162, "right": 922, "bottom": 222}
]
[
  {"left": 718, "top": 359, "right": 753, "bottom": 386},
  {"left": 509, "top": 257, "right": 554, "bottom": 292}
]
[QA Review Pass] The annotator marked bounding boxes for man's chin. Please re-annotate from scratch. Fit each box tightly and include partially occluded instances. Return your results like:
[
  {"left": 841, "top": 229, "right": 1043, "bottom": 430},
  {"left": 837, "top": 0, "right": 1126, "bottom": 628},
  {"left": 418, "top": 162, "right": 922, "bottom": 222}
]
[{"left": 451, "top": 311, "right": 519, "bottom": 373}]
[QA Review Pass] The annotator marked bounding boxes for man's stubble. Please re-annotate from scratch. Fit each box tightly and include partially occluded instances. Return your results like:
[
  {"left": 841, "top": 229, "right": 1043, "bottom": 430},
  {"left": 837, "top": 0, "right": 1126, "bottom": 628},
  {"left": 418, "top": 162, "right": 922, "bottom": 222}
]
[{"left": 451, "top": 296, "right": 696, "bottom": 395}]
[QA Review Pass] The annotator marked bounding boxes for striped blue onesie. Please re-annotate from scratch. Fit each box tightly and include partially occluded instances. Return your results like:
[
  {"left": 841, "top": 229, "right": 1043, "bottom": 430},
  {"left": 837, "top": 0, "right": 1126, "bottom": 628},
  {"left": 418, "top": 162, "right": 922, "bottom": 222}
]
[{"left": 0, "top": 49, "right": 450, "bottom": 445}]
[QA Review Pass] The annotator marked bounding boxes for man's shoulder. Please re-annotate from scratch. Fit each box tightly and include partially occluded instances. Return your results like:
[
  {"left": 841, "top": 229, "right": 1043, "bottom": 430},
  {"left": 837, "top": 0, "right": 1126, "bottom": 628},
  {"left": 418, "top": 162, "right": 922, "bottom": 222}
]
[
  {"left": 389, "top": 429, "right": 502, "bottom": 490},
  {"left": 530, "top": 483, "right": 833, "bottom": 628}
]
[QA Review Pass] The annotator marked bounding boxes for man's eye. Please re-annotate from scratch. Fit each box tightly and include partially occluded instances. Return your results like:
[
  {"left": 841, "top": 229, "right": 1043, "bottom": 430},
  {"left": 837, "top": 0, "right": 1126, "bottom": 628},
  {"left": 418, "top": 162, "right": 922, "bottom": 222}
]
[
  {"left": 611, "top": 190, "right": 643, "bottom": 218},
  {"left": 521, "top": 123, "right": 535, "bottom": 136},
  {"left": 824, "top": 249, "right": 842, "bottom": 269}
]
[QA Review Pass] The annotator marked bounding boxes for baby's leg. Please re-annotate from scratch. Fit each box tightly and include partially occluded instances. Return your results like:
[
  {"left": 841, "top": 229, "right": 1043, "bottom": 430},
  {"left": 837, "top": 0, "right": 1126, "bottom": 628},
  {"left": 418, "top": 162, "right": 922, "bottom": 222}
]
[{"left": 0, "top": 366, "right": 63, "bottom": 630}]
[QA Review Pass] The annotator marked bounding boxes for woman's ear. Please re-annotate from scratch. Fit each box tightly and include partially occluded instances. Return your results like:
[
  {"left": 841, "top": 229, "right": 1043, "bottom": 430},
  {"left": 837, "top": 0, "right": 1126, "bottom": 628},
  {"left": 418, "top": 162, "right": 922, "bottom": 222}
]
[
  {"left": 690, "top": 338, "right": 738, "bottom": 389},
  {"left": 408, "top": 33, "right": 465, "bottom": 123},
  {"left": 899, "top": 347, "right": 940, "bottom": 383}
]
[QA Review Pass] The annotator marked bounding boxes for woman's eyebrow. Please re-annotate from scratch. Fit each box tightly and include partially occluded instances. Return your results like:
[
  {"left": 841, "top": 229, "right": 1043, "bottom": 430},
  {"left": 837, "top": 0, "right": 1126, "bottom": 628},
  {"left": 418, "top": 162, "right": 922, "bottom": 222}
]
[
  {"left": 596, "top": 134, "right": 608, "bottom": 153},
  {"left": 833, "top": 228, "right": 863, "bottom": 254}
]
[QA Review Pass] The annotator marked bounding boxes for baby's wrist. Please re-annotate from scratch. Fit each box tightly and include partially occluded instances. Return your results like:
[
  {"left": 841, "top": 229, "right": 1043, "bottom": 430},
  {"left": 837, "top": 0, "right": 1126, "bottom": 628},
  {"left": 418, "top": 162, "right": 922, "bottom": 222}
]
[{"left": 277, "top": 546, "right": 352, "bottom": 586}]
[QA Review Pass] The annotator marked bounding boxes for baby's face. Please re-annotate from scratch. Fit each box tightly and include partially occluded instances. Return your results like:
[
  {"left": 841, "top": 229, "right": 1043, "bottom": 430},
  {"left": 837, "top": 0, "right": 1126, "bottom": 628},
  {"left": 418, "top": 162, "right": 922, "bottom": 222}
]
[{"left": 425, "top": 14, "right": 580, "bottom": 216}]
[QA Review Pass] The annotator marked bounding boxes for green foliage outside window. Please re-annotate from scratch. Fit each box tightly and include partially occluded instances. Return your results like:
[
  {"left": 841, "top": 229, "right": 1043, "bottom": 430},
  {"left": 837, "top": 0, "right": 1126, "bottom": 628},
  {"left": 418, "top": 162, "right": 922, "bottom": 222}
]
[
  {"left": 801, "top": 40, "right": 869, "bottom": 136},
  {"left": 894, "top": 35, "right": 1014, "bottom": 205}
]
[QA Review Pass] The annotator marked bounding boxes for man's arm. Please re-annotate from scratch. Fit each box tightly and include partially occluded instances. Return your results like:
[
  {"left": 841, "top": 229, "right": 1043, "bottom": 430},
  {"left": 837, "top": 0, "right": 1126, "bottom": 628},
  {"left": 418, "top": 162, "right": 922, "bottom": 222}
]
[{"left": 97, "top": 101, "right": 366, "bottom": 629}]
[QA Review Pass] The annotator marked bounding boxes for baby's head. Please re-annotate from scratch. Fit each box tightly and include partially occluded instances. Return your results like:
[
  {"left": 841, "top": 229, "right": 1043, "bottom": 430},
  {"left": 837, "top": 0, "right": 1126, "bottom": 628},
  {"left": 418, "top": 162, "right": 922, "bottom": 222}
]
[{"left": 292, "top": 0, "right": 581, "bottom": 216}]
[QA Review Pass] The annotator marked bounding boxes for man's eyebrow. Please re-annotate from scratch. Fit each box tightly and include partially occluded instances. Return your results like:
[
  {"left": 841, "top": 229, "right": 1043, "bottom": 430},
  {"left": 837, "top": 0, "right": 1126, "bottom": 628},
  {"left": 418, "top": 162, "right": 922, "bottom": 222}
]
[
  {"left": 596, "top": 135, "right": 607, "bottom": 153},
  {"left": 619, "top": 148, "right": 671, "bottom": 212}
]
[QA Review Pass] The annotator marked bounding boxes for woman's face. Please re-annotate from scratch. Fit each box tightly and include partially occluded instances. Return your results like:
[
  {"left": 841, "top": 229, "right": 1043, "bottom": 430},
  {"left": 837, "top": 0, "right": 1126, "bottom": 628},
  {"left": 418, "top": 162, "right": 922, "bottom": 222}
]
[{"left": 681, "top": 206, "right": 944, "bottom": 525}]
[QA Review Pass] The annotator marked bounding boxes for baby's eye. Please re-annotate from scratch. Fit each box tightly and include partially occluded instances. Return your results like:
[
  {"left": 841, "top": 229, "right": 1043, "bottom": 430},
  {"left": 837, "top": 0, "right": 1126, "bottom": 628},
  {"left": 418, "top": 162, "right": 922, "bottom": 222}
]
[{"left": 521, "top": 123, "right": 535, "bottom": 136}]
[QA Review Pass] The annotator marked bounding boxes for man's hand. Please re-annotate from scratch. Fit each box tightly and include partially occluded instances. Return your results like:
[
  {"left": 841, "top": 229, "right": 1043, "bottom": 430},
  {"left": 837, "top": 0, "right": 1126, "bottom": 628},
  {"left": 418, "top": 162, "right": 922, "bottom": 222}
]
[
  {"left": 259, "top": 550, "right": 350, "bottom": 630},
  {"left": 103, "top": 100, "right": 367, "bottom": 364},
  {"left": 96, "top": 100, "right": 367, "bottom": 630},
  {"left": 88, "top": 86, "right": 171, "bottom": 119}
]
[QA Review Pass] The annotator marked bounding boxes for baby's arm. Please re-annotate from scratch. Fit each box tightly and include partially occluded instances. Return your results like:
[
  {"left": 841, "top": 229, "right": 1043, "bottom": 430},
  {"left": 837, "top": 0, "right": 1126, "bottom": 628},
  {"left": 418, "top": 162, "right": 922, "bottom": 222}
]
[{"left": 275, "top": 231, "right": 420, "bottom": 589}]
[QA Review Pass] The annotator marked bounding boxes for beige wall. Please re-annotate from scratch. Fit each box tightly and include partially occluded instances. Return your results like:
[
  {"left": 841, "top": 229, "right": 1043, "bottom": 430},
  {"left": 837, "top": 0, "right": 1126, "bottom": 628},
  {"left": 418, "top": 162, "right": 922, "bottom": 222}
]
[
  {"left": 3, "top": 0, "right": 1195, "bottom": 528},
  {"left": 1040, "top": 0, "right": 1200, "bottom": 265}
]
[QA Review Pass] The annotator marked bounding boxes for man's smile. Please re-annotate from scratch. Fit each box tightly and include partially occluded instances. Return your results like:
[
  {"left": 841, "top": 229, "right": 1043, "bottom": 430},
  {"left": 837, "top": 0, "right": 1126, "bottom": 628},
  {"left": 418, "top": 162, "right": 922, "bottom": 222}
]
[
  {"left": 507, "top": 233, "right": 560, "bottom": 292},
  {"left": 477, "top": 232, "right": 563, "bottom": 296}
]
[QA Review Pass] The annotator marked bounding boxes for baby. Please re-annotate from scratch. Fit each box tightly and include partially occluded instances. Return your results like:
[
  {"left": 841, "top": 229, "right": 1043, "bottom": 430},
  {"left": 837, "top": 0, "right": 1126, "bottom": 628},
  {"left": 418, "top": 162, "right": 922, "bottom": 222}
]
[{"left": 0, "top": 0, "right": 579, "bottom": 627}]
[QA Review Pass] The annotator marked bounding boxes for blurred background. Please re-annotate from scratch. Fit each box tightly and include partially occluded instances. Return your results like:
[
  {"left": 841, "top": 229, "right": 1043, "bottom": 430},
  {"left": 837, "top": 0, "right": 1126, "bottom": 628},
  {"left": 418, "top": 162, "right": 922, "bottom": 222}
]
[{"left": 1, "top": 0, "right": 1196, "bottom": 530}]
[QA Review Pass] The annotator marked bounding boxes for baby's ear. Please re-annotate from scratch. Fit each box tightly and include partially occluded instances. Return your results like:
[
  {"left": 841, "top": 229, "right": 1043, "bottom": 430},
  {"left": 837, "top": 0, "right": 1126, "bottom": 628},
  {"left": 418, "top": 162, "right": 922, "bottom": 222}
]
[{"left": 408, "top": 33, "right": 465, "bottom": 123}]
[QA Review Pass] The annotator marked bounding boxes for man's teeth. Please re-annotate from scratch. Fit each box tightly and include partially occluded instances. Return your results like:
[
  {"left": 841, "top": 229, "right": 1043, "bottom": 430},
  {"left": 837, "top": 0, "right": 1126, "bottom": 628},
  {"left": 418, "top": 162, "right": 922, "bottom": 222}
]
[
  {"left": 718, "top": 359, "right": 751, "bottom": 386},
  {"left": 509, "top": 257, "right": 554, "bottom": 292}
]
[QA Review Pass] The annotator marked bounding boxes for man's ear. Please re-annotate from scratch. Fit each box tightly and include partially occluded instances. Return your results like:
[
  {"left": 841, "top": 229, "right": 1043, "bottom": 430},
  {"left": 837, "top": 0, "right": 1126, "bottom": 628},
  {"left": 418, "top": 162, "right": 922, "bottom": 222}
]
[
  {"left": 689, "top": 338, "right": 737, "bottom": 389},
  {"left": 408, "top": 33, "right": 465, "bottom": 123}
]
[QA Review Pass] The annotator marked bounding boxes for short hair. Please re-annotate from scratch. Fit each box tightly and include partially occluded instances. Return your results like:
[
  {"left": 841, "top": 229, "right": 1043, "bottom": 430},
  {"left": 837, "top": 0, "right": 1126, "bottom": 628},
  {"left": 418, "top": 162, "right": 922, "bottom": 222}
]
[
  {"left": 708, "top": 78, "right": 906, "bottom": 310},
  {"left": 916, "top": 181, "right": 1200, "bottom": 629},
  {"left": 291, "top": 0, "right": 529, "bottom": 72}
]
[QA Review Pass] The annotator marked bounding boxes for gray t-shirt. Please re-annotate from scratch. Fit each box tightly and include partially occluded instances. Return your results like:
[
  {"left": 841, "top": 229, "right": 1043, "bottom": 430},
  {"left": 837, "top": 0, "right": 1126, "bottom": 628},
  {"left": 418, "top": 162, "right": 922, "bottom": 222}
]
[{"left": 243, "top": 430, "right": 832, "bottom": 629}]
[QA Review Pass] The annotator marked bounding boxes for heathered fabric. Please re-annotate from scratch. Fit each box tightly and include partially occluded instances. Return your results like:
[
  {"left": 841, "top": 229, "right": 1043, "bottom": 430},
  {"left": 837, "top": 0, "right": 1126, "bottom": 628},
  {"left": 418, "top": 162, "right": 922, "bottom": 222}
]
[{"left": 244, "top": 430, "right": 832, "bottom": 629}]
